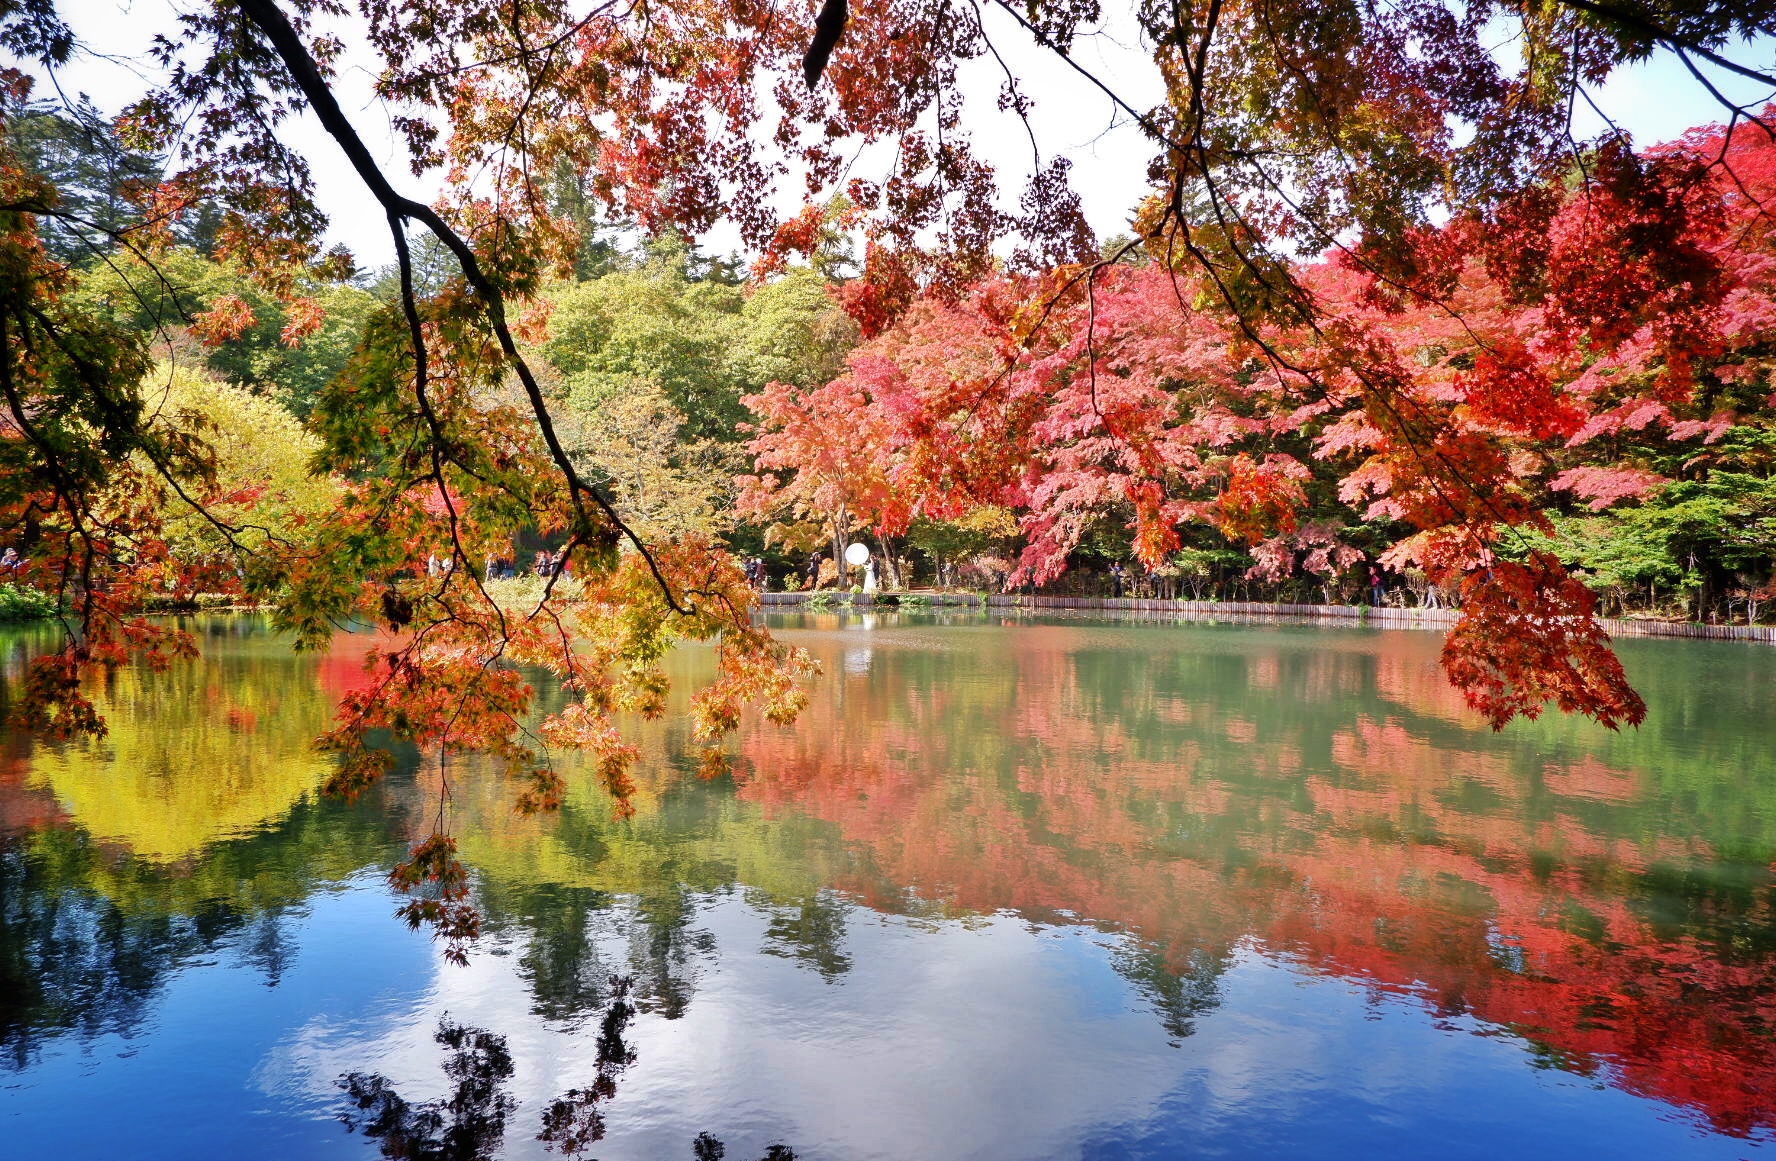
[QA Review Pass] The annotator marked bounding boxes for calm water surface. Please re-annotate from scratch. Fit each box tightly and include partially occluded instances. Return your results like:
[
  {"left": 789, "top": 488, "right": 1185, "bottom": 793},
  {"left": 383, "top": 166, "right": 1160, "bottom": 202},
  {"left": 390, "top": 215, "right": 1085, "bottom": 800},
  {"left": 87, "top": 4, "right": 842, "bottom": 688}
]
[{"left": 0, "top": 612, "right": 1772, "bottom": 1159}]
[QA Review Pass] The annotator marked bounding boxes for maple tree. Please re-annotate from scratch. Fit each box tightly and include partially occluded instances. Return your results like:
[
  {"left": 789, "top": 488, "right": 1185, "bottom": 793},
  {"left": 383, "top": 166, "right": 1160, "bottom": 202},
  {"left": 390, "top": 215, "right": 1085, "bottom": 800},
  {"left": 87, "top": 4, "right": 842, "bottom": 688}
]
[
  {"left": 747, "top": 112, "right": 1776, "bottom": 728},
  {"left": 1, "top": 0, "right": 1774, "bottom": 955},
  {"left": 737, "top": 366, "right": 908, "bottom": 580}
]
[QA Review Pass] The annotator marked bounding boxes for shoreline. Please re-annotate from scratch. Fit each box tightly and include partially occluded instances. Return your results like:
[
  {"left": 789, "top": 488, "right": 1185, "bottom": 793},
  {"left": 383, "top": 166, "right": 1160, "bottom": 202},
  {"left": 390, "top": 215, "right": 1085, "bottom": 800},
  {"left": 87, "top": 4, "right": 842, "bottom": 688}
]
[
  {"left": 16, "top": 592, "right": 1767, "bottom": 648},
  {"left": 757, "top": 591, "right": 1776, "bottom": 645}
]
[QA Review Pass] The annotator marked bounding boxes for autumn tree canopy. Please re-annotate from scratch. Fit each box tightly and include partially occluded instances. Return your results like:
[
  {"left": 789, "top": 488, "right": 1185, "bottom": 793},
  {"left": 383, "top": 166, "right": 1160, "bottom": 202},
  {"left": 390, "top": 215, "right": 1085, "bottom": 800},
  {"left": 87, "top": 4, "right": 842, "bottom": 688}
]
[{"left": 2, "top": 0, "right": 1775, "bottom": 942}]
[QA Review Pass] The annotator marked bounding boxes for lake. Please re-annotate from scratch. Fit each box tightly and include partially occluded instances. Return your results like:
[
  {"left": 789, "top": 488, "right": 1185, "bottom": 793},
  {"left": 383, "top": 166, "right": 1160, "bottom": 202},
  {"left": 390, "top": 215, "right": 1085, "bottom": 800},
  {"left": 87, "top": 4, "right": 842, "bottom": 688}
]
[{"left": 0, "top": 611, "right": 1772, "bottom": 1160}]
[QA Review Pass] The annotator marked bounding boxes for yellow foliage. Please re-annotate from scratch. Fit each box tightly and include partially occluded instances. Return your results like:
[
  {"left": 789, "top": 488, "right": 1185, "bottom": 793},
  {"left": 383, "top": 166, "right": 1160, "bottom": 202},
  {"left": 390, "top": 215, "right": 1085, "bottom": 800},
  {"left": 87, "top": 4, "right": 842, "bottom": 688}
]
[
  {"left": 139, "top": 361, "right": 338, "bottom": 553},
  {"left": 954, "top": 505, "right": 1019, "bottom": 538},
  {"left": 555, "top": 376, "right": 738, "bottom": 540},
  {"left": 29, "top": 644, "right": 336, "bottom": 862}
]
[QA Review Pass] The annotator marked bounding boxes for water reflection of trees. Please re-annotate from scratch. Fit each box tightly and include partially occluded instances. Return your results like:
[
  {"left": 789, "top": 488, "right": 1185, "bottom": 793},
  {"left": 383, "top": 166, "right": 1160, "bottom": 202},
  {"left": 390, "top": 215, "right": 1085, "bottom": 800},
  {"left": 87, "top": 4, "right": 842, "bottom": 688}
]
[
  {"left": 1111, "top": 943, "right": 1227, "bottom": 1046},
  {"left": 759, "top": 888, "right": 852, "bottom": 982},
  {"left": 0, "top": 844, "right": 200, "bottom": 1070},
  {"left": 379, "top": 618, "right": 1776, "bottom": 1136},
  {"left": 494, "top": 883, "right": 620, "bottom": 1023},
  {"left": 343, "top": 1020, "right": 518, "bottom": 1161},
  {"left": 627, "top": 885, "right": 716, "bottom": 1019},
  {"left": 340, "top": 982, "right": 799, "bottom": 1161},
  {"left": 3, "top": 615, "right": 1773, "bottom": 1141},
  {"left": 0, "top": 791, "right": 393, "bottom": 1069},
  {"left": 726, "top": 621, "right": 1776, "bottom": 1136},
  {"left": 477, "top": 878, "right": 718, "bottom": 1025}
]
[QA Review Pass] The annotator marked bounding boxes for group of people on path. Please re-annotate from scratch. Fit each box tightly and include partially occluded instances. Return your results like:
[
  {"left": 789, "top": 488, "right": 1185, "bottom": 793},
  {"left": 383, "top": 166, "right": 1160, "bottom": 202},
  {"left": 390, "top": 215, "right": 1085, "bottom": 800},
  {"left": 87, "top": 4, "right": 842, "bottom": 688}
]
[
  {"left": 428, "top": 549, "right": 572, "bottom": 582},
  {"left": 1099, "top": 557, "right": 1447, "bottom": 608},
  {"left": 531, "top": 550, "right": 572, "bottom": 578}
]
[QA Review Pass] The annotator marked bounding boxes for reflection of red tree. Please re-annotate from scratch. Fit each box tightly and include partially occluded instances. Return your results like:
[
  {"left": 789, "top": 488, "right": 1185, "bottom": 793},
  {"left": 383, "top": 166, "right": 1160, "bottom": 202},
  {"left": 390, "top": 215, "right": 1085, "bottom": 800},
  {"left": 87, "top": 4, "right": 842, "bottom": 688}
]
[
  {"left": 733, "top": 627, "right": 1776, "bottom": 1136},
  {"left": 1371, "top": 643, "right": 1480, "bottom": 726},
  {"left": 314, "top": 631, "right": 382, "bottom": 698},
  {"left": 0, "top": 733, "right": 63, "bottom": 834}
]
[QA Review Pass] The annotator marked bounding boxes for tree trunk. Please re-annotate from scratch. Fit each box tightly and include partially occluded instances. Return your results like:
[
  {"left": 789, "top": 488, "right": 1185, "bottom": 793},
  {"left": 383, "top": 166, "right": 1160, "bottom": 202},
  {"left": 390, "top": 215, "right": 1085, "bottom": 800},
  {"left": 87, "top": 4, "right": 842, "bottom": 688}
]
[
  {"left": 875, "top": 529, "right": 902, "bottom": 589},
  {"left": 831, "top": 505, "right": 849, "bottom": 587}
]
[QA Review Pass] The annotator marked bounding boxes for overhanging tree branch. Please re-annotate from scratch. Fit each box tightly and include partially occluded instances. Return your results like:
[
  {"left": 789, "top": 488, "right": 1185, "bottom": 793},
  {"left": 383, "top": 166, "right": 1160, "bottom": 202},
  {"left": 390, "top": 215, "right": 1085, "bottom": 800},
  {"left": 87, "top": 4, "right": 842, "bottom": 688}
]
[
  {"left": 233, "top": 0, "right": 695, "bottom": 615},
  {"left": 1550, "top": 0, "right": 1776, "bottom": 90}
]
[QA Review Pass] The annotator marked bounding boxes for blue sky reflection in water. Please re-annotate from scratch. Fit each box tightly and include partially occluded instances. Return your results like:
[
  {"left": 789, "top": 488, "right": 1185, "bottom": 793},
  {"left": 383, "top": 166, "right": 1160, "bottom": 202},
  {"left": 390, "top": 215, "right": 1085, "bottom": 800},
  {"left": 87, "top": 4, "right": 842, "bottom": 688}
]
[{"left": 0, "top": 613, "right": 1770, "bottom": 1159}]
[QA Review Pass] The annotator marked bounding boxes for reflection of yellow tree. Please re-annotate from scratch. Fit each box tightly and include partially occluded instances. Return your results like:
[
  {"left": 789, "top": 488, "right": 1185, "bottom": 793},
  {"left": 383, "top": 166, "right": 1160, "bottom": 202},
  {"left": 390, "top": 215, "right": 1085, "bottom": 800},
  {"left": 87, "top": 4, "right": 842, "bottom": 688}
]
[
  {"left": 28, "top": 639, "right": 340, "bottom": 862},
  {"left": 444, "top": 767, "right": 855, "bottom": 904}
]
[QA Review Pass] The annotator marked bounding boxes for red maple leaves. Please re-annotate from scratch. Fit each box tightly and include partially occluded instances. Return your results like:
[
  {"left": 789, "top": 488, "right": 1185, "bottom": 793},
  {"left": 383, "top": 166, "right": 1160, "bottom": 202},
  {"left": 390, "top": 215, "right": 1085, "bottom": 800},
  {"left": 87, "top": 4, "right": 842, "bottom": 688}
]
[
  {"left": 746, "top": 112, "right": 1776, "bottom": 730},
  {"left": 1442, "top": 554, "right": 1645, "bottom": 730}
]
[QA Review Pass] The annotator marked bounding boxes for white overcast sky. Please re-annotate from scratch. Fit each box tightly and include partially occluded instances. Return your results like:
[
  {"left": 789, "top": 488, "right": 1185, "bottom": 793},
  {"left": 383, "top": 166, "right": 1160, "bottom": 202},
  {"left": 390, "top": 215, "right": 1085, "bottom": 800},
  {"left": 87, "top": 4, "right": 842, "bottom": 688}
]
[{"left": 46, "top": 2, "right": 1776, "bottom": 273}]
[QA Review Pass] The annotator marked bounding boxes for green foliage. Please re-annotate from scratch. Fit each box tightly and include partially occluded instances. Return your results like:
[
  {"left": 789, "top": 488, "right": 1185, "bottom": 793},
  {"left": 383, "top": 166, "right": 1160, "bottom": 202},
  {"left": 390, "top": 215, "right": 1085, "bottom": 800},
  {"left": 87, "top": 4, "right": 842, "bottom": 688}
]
[
  {"left": 0, "top": 582, "right": 56, "bottom": 620},
  {"left": 1169, "top": 545, "right": 1249, "bottom": 577},
  {"left": 1530, "top": 445, "right": 1776, "bottom": 616},
  {"left": 540, "top": 248, "right": 857, "bottom": 447},
  {"left": 73, "top": 248, "right": 376, "bottom": 417},
  {"left": 530, "top": 247, "right": 860, "bottom": 555},
  {"left": 728, "top": 268, "right": 858, "bottom": 391},
  {"left": 541, "top": 245, "right": 748, "bottom": 442}
]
